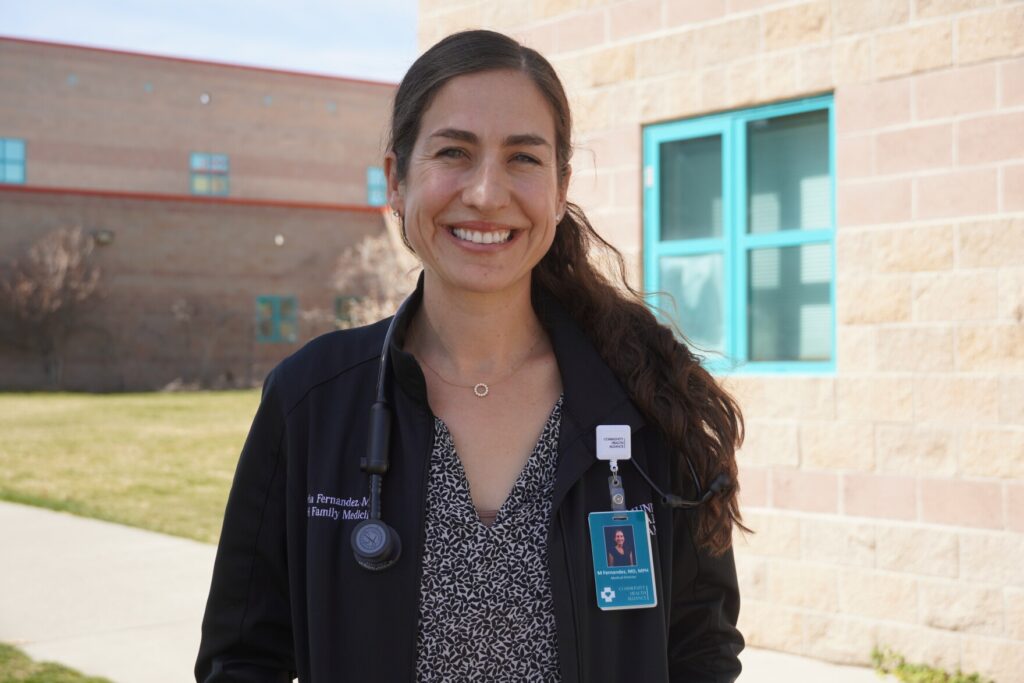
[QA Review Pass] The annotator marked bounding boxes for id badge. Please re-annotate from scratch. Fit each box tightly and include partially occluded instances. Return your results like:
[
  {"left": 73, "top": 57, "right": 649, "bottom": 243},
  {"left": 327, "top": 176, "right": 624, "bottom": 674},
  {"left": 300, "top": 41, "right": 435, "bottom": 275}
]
[{"left": 588, "top": 509, "right": 657, "bottom": 610}]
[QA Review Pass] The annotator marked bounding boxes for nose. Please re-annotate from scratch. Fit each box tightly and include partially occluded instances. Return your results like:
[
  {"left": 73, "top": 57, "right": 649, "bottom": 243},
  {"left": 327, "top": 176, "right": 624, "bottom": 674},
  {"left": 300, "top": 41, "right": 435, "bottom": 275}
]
[{"left": 461, "top": 157, "right": 510, "bottom": 212}]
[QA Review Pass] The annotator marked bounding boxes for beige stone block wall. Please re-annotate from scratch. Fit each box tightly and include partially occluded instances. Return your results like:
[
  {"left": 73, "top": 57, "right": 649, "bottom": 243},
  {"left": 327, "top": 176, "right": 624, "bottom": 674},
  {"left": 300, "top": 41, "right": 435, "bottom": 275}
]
[{"left": 417, "top": 0, "right": 1024, "bottom": 677}]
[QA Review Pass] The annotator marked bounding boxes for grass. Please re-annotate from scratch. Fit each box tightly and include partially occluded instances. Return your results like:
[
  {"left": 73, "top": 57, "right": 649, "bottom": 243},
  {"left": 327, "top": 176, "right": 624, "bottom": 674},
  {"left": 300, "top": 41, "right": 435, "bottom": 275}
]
[
  {"left": 0, "top": 643, "right": 112, "bottom": 683},
  {"left": 0, "top": 391, "right": 259, "bottom": 544},
  {"left": 872, "top": 647, "right": 995, "bottom": 683}
]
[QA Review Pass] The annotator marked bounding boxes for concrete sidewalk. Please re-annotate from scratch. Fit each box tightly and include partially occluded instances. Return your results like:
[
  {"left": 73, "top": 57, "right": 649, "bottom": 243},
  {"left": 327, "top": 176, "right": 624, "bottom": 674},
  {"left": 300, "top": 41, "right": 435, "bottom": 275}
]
[{"left": 0, "top": 501, "right": 883, "bottom": 682}]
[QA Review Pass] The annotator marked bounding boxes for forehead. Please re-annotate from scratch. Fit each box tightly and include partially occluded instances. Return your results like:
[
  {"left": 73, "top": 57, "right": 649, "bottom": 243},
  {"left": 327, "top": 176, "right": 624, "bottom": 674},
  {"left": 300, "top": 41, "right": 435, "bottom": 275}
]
[{"left": 417, "top": 69, "right": 556, "bottom": 143}]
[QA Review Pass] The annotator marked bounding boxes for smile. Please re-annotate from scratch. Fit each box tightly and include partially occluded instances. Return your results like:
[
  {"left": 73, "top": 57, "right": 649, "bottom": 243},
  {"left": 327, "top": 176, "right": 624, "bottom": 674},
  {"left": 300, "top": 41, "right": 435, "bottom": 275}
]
[{"left": 450, "top": 227, "right": 513, "bottom": 244}]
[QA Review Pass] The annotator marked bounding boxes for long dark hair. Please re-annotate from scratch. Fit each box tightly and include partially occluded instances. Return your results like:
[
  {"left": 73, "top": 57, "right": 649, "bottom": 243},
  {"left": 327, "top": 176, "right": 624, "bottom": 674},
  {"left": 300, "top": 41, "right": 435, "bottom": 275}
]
[{"left": 388, "top": 30, "right": 746, "bottom": 555}]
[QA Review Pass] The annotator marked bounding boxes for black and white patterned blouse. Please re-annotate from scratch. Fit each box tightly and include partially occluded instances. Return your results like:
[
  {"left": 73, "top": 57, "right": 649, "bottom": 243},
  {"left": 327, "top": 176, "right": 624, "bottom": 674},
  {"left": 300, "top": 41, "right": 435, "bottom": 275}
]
[{"left": 415, "top": 397, "right": 564, "bottom": 683}]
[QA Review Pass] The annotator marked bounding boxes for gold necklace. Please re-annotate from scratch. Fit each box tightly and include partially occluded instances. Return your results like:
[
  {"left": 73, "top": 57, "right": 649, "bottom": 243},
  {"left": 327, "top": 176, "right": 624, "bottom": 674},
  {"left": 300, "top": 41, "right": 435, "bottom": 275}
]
[{"left": 418, "top": 336, "right": 544, "bottom": 398}]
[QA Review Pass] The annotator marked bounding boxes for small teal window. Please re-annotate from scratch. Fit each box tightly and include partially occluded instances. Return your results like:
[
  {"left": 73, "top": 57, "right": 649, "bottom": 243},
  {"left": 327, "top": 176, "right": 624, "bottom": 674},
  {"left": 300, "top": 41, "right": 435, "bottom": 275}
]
[
  {"left": 366, "top": 166, "right": 386, "bottom": 206},
  {"left": 643, "top": 96, "right": 835, "bottom": 374},
  {"left": 334, "top": 295, "right": 360, "bottom": 324},
  {"left": 190, "top": 152, "right": 229, "bottom": 196},
  {"left": 1, "top": 138, "right": 26, "bottom": 184},
  {"left": 255, "top": 295, "right": 298, "bottom": 343}
]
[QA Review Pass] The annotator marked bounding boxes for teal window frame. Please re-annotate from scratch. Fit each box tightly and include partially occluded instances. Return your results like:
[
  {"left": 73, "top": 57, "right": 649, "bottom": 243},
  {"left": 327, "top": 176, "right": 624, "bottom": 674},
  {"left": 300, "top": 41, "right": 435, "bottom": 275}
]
[
  {"left": 190, "top": 152, "right": 230, "bottom": 196},
  {"left": 366, "top": 166, "right": 386, "bottom": 206},
  {"left": 255, "top": 295, "right": 298, "bottom": 343},
  {"left": 1, "top": 138, "right": 26, "bottom": 184},
  {"left": 642, "top": 95, "right": 836, "bottom": 374}
]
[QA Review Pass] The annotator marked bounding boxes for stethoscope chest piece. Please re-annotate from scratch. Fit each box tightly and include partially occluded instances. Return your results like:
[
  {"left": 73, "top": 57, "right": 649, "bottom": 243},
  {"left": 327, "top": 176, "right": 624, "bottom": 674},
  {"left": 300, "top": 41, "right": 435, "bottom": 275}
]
[{"left": 351, "top": 518, "right": 402, "bottom": 572}]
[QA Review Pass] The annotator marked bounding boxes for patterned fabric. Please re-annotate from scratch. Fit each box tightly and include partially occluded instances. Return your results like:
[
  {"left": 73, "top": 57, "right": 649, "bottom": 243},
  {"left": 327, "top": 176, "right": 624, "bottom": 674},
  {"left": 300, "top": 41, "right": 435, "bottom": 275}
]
[{"left": 416, "top": 397, "right": 564, "bottom": 683}]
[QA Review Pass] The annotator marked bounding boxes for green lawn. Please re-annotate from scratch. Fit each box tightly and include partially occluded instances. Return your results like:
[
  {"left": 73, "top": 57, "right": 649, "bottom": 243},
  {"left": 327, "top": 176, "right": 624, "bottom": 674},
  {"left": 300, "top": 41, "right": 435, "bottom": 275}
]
[
  {"left": 0, "top": 391, "right": 259, "bottom": 544},
  {"left": 0, "top": 643, "right": 112, "bottom": 683}
]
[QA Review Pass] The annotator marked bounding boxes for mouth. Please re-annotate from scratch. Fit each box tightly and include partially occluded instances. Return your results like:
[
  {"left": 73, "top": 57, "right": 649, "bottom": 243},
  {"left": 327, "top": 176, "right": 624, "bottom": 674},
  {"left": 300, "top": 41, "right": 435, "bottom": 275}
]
[{"left": 450, "top": 226, "right": 514, "bottom": 245}]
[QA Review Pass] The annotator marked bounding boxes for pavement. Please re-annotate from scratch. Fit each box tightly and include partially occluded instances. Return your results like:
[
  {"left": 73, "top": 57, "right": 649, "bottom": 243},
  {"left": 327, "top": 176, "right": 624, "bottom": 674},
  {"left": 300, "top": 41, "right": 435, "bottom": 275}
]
[{"left": 0, "top": 501, "right": 884, "bottom": 682}]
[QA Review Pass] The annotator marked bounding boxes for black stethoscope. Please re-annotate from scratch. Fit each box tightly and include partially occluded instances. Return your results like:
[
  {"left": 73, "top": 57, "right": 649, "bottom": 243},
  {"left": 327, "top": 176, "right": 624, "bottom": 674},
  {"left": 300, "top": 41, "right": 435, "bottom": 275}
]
[{"left": 349, "top": 295, "right": 731, "bottom": 572}]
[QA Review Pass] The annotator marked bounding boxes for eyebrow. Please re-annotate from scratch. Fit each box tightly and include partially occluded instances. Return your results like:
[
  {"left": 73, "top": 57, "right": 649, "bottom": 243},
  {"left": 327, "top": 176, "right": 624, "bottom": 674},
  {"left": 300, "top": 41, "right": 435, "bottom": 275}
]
[{"left": 428, "top": 128, "right": 552, "bottom": 149}]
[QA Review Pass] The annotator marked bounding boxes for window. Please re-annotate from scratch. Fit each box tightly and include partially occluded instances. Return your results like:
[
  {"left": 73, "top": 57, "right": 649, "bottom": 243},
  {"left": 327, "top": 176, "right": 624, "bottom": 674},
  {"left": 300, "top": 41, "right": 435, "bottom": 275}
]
[
  {"left": 642, "top": 96, "right": 835, "bottom": 373},
  {"left": 1, "top": 138, "right": 26, "bottom": 184},
  {"left": 366, "top": 166, "right": 386, "bottom": 206},
  {"left": 255, "top": 296, "right": 298, "bottom": 343},
  {"left": 190, "top": 152, "right": 229, "bottom": 196},
  {"left": 334, "top": 295, "right": 360, "bottom": 324}
]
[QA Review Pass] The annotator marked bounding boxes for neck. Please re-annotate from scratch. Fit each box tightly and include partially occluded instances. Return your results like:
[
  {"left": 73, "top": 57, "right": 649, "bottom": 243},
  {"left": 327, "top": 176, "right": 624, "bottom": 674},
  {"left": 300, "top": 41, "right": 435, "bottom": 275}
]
[{"left": 408, "top": 273, "right": 546, "bottom": 380}]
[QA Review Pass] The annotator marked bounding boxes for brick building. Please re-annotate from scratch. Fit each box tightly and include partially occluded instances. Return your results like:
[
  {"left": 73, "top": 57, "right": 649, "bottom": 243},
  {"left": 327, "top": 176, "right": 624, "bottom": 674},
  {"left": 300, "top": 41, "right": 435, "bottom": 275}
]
[
  {"left": 0, "top": 37, "right": 395, "bottom": 390},
  {"left": 419, "top": 1, "right": 1023, "bottom": 679}
]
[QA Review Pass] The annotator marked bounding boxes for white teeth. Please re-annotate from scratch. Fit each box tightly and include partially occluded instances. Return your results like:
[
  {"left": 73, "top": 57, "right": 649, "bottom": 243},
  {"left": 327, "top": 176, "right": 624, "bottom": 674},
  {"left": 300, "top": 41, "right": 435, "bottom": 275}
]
[{"left": 451, "top": 227, "right": 512, "bottom": 244}]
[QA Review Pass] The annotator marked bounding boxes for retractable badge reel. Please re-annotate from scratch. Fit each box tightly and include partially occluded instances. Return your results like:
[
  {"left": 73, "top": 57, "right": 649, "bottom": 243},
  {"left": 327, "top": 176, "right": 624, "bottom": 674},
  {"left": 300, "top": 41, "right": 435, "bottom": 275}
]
[{"left": 588, "top": 426, "right": 657, "bottom": 610}]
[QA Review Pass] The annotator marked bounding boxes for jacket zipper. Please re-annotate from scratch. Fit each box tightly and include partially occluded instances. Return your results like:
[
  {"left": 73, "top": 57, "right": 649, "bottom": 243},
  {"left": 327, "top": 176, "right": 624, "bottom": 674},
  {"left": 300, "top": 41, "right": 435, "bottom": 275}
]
[{"left": 558, "top": 510, "right": 585, "bottom": 681}]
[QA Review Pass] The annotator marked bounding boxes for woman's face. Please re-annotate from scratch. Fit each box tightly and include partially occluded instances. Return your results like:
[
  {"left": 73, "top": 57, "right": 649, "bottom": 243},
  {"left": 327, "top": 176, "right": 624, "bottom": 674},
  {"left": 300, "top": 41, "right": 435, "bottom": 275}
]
[
  {"left": 614, "top": 531, "right": 625, "bottom": 545},
  {"left": 386, "top": 69, "right": 569, "bottom": 297}
]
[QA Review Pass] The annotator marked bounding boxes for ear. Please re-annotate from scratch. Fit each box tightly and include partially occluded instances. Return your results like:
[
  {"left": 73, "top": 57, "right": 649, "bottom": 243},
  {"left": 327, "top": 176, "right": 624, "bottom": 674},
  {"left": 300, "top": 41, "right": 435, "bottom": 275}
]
[
  {"left": 384, "top": 151, "right": 404, "bottom": 214},
  {"left": 557, "top": 163, "right": 572, "bottom": 219}
]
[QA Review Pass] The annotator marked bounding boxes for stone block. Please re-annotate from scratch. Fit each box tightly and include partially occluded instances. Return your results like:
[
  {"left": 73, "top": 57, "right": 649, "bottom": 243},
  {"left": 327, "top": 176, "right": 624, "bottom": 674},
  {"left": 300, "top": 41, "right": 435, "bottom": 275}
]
[
  {"left": 803, "top": 613, "right": 878, "bottom": 665},
  {"left": 835, "top": 78, "right": 911, "bottom": 133},
  {"left": 875, "top": 424, "right": 957, "bottom": 476},
  {"left": 1007, "top": 587, "right": 1024, "bottom": 639},
  {"left": 998, "top": 268, "right": 1024, "bottom": 325},
  {"left": 665, "top": 0, "right": 725, "bottom": 27},
  {"left": 876, "top": 326, "right": 954, "bottom": 373},
  {"left": 800, "top": 420, "right": 874, "bottom": 471},
  {"left": 768, "top": 559, "right": 840, "bottom": 610},
  {"left": 798, "top": 46, "right": 833, "bottom": 92},
  {"left": 607, "top": 0, "right": 660, "bottom": 41},
  {"left": 873, "top": 625, "right": 963, "bottom": 672},
  {"left": 568, "top": 168, "right": 612, "bottom": 214},
  {"left": 725, "top": 376, "right": 798, "bottom": 419},
  {"left": 838, "top": 179, "right": 912, "bottom": 226},
  {"left": 1006, "top": 163, "right": 1024, "bottom": 212},
  {"left": 736, "top": 509, "right": 801, "bottom": 558},
  {"left": 921, "top": 478, "right": 1003, "bottom": 529},
  {"left": 874, "top": 21, "right": 953, "bottom": 80},
  {"left": 912, "top": 271, "right": 999, "bottom": 322},
  {"left": 773, "top": 468, "right": 839, "bottom": 513},
  {"left": 726, "top": 59, "right": 760, "bottom": 110},
  {"left": 739, "top": 465, "right": 769, "bottom": 508},
  {"left": 836, "top": 376, "right": 914, "bottom": 422},
  {"left": 1001, "top": 57, "right": 1024, "bottom": 107},
  {"left": 961, "top": 635, "right": 1024, "bottom": 683},
  {"left": 874, "top": 224, "right": 954, "bottom": 273},
  {"left": 836, "top": 324, "right": 877, "bottom": 373},
  {"left": 737, "top": 420, "right": 799, "bottom": 467},
  {"left": 915, "top": 0, "right": 997, "bottom": 18},
  {"left": 637, "top": 73, "right": 701, "bottom": 122},
  {"left": 876, "top": 524, "right": 959, "bottom": 577},
  {"left": 843, "top": 473, "right": 918, "bottom": 521},
  {"left": 739, "top": 599, "right": 804, "bottom": 651},
  {"left": 532, "top": 0, "right": 580, "bottom": 20},
  {"left": 695, "top": 16, "right": 761, "bottom": 66},
  {"left": 957, "top": 325, "right": 1024, "bottom": 373},
  {"left": 801, "top": 517, "right": 877, "bottom": 567},
  {"left": 914, "top": 376, "right": 1000, "bottom": 424},
  {"left": 958, "top": 111, "right": 1024, "bottom": 165},
  {"left": 836, "top": 134, "right": 875, "bottom": 179},
  {"left": 956, "top": 5, "right": 1024, "bottom": 65},
  {"left": 636, "top": 33, "right": 698, "bottom": 78},
  {"left": 757, "top": 52, "right": 801, "bottom": 102},
  {"left": 762, "top": 1, "right": 831, "bottom": 51},
  {"left": 960, "top": 428, "right": 1024, "bottom": 478},
  {"left": 799, "top": 378, "right": 837, "bottom": 420},
  {"left": 875, "top": 123, "right": 952, "bottom": 175},
  {"left": 920, "top": 579, "right": 1004, "bottom": 634},
  {"left": 839, "top": 567, "right": 919, "bottom": 622},
  {"left": 960, "top": 530, "right": 1024, "bottom": 586},
  {"left": 915, "top": 168, "right": 998, "bottom": 220},
  {"left": 957, "top": 218, "right": 1024, "bottom": 268},
  {"left": 589, "top": 44, "right": 636, "bottom": 87},
  {"left": 835, "top": 0, "right": 910, "bottom": 35},
  {"left": 1011, "top": 484, "right": 1024, "bottom": 533},
  {"left": 734, "top": 553, "right": 767, "bottom": 600},
  {"left": 837, "top": 273, "right": 912, "bottom": 323},
  {"left": 553, "top": 9, "right": 607, "bottom": 53},
  {"left": 913, "top": 62, "right": 997, "bottom": 120},
  {"left": 833, "top": 37, "right": 874, "bottom": 85}
]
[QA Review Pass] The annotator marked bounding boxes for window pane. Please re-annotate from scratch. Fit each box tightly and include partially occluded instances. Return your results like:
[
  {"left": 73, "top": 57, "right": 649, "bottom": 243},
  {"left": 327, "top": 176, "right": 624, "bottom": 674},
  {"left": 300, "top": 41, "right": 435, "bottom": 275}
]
[
  {"left": 3, "top": 163, "right": 24, "bottom": 183},
  {"left": 209, "top": 154, "right": 229, "bottom": 173},
  {"left": 5, "top": 139, "right": 25, "bottom": 161},
  {"left": 659, "top": 135, "right": 722, "bottom": 241},
  {"left": 190, "top": 153, "right": 209, "bottom": 172},
  {"left": 747, "top": 110, "right": 830, "bottom": 234},
  {"left": 748, "top": 243, "right": 832, "bottom": 361},
  {"left": 658, "top": 254, "right": 725, "bottom": 355},
  {"left": 279, "top": 297, "right": 297, "bottom": 319},
  {"left": 210, "top": 176, "right": 229, "bottom": 195},
  {"left": 191, "top": 174, "right": 210, "bottom": 194}
]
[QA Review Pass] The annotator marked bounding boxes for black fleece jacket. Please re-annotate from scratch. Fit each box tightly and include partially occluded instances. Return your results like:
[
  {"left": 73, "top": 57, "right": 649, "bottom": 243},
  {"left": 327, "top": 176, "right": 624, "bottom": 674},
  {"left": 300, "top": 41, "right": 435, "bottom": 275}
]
[{"left": 196, "top": 285, "right": 743, "bottom": 682}]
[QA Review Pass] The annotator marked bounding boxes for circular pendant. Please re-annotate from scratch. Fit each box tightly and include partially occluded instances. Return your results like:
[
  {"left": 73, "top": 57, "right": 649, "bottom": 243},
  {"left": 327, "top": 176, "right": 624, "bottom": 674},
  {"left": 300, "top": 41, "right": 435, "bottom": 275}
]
[{"left": 473, "top": 383, "right": 489, "bottom": 398}]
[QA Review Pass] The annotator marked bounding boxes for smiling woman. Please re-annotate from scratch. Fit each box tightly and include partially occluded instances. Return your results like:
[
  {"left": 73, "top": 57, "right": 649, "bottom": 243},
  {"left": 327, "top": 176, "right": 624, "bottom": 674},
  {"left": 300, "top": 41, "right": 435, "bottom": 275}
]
[{"left": 197, "top": 29, "right": 745, "bottom": 683}]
